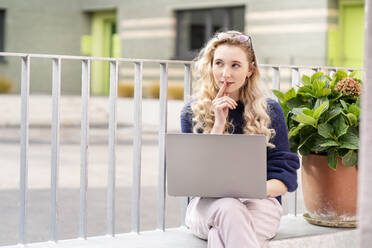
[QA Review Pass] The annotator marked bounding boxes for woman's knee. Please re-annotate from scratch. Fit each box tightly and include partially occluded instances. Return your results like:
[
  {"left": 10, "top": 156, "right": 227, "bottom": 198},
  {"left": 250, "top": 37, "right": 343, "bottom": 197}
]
[
  {"left": 214, "top": 198, "right": 250, "bottom": 220},
  {"left": 216, "top": 197, "right": 244, "bottom": 208}
]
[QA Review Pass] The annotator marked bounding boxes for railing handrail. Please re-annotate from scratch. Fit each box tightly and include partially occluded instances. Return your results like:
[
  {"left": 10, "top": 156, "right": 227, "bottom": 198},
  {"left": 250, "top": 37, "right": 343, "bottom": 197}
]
[
  {"left": 0, "top": 52, "right": 362, "bottom": 71},
  {"left": 0, "top": 52, "right": 193, "bottom": 65}
]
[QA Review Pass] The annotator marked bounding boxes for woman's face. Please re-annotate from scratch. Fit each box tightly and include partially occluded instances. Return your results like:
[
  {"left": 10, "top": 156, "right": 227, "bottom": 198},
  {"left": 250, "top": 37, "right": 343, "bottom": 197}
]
[{"left": 212, "top": 44, "right": 252, "bottom": 100}]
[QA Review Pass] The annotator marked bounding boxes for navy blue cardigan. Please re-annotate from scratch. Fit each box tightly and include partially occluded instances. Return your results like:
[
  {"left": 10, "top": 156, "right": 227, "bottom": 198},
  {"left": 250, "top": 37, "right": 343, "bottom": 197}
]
[{"left": 180, "top": 98, "right": 300, "bottom": 204}]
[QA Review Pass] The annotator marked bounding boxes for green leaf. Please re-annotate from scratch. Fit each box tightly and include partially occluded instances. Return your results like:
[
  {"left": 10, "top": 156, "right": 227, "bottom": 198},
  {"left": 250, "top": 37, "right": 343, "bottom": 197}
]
[
  {"left": 333, "top": 116, "right": 349, "bottom": 138},
  {"left": 324, "top": 106, "right": 342, "bottom": 123},
  {"left": 303, "top": 109, "right": 314, "bottom": 117},
  {"left": 291, "top": 107, "right": 305, "bottom": 116},
  {"left": 318, "top": 123, "right": 334, "bottom": 138},
  {"left": 307, "top": 134, "right": 329, "bottom": 153},
  {"left": 336, "top": 70, "right": 348, "bottom": 78},
  {"left": 348, "top": 105, "right": 360, "bottom": 119},
  {"left": 319, "top": 140, "right": 339, "bottom": 147},
  {"left": 342, "top": 150, "right": 358, "bottom": 167},
  {"left": 272, "top": 90, "right": 285, "bottom": 102},
  {"left": 299, "top": 145, "right": 311, "bottom": 156},
  {"left": 311, "top": 72, "right": 325, "bottom": 83},
  {"left": 286, "top": 97, "right": 306, "bottom": 109},
  {"left": 298, "top": 133, "right": 326, "bottom": 153},
  {"left": 313, "top": 101, "right": 329, "bottom": 121},
  {"left": 313, "top": 80, "right": 326, "bottom": 97},
  {"left": 314, "top": 97, "right": 328, "bottom": 110},
  {"left": 316, "top": 88, "right": 332, "bottom": 98},
  {"left": 297, "top": 85, "right": 313, "bottom": 96},
  {"left": 349, "top": 70, "right": 358, "bottom": 78},
  {"left": 338, "top": 148, "right": 350, "bottom": 157},
  {"left": 293, "top": 115, "right": 317, "bottom": 127},
  {"left": 340, "top": 99, "right": 348, "bottom": 109},
  {"left": 348, "top": 126, "right": 359, "bottom": 136},
  {"left": 302, "top": 75, "right": 311, "bottom": 85},
  {"left": 298, "top": 131, "right": 315, "bottom": 150},
  {"left": 329, "top": 92, "right": 343, "bottom": 101},
  {"left": 356, "top": 97, "right": 361, "bottom": 107},
  {"left": 284, "top": 88, "right": 296, "bottom": 101},
  {"left": 346, "top": 113, "right": 358, "bottom": 126},
  {"left": 327, "top": 149, "right": 338, "bottom": 170},
  {"left": 339, "top": 131, "right": 359, "bottom": 149},
  {"left": 288, "top": 124, "right": 305, "bottom": 139}
]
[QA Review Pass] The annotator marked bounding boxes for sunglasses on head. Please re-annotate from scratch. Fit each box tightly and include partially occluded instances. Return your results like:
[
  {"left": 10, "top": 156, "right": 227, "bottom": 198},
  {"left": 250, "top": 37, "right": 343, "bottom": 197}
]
[{"left": 216, "top": 32, "right": 253, "bottom": 46}]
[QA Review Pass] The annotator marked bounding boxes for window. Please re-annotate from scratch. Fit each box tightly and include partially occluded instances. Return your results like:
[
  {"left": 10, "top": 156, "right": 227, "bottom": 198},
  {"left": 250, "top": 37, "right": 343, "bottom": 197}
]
[
  {"left": 0, "top": 9, "right": 5, "bottom": 61},
  {"left": 175, "top": 6, "right": 245, "bottom": 60}
]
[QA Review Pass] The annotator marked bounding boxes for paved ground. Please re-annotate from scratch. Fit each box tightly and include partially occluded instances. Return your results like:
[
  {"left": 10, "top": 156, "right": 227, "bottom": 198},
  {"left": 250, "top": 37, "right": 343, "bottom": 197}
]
[
  {"left": 0, "top": 126, "right": 183, "bottom": 246},
  {"left": 0, "top": 96, "right": 186, "bottom": 246}
]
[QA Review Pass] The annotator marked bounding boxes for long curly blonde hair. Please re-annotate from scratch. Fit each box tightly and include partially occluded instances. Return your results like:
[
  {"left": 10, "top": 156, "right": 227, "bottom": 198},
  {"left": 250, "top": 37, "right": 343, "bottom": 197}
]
[{"left": 191, "top": 30, "right": 275, "bottom": 147}]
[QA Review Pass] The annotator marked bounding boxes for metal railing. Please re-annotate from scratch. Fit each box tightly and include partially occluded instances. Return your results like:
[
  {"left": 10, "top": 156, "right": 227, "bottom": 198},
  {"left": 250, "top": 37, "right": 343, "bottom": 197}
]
[{"left": 0, "top": 52, "right": 358, "bottom": 246}]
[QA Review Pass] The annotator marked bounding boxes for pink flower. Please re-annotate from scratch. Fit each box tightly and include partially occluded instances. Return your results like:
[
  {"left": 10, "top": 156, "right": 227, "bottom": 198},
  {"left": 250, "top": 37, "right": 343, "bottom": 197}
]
[{"left": 334, "top": 77, "right": 361, "bottom": 97}]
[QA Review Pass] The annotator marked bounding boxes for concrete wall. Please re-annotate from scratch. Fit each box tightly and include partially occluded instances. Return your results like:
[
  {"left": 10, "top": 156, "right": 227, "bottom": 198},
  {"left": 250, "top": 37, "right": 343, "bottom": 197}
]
[
  {"left": 117, "top": 0, "right": 334, "bottom": 86},
  {"left": 0, "top": 0, "right": 91, "bottom": 94},
  {"left": 117, "top": 0, "right": 333, "bottom": 65},
  {"left": 246, "top": 0, "right": 331, "bottom": 66}
]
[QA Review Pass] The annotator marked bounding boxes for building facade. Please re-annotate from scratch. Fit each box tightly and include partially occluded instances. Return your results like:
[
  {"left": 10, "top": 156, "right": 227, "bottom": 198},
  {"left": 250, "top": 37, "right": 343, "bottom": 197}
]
[{"left": 0, "top": 0, "right": 365, "bottom": 95}]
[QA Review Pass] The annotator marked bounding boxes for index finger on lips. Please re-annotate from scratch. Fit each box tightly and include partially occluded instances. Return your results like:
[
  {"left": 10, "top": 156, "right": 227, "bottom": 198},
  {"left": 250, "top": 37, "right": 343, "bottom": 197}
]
[{"left": 215, "top": 83, "right": 227, "bottom": 99}]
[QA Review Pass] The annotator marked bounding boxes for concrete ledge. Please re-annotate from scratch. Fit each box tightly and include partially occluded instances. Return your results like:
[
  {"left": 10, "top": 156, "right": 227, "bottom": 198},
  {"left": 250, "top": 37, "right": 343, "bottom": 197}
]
[
  {"left": 267, "top": 229, "right": 357, "bottom": 248},
  {"left": 0, "top": 95, "right": 184, "bottom": 131},
  {"left": 267, "top": 215, "right": 357, "bottom": 247},
  {"left": 1, "top": 216, "right": 357, "bottom": 248}
]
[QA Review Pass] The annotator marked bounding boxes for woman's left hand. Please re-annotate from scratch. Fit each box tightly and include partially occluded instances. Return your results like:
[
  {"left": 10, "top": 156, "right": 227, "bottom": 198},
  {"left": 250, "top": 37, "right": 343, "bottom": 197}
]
[{"left": 266, "top": 179, "right": 288, "bottom": 198}]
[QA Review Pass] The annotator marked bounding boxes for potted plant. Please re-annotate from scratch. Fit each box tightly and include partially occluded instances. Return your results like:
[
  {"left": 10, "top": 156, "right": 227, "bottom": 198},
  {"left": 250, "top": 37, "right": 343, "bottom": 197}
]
[{"left": 273, "top": 70, "right": 361, "bottom": 227}]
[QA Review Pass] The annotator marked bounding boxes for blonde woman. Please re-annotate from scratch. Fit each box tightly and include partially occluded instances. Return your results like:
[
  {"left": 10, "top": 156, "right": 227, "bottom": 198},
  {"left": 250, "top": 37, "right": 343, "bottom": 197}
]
[{"left": 181, "top": 31, "right": 300, "bottom": 248}]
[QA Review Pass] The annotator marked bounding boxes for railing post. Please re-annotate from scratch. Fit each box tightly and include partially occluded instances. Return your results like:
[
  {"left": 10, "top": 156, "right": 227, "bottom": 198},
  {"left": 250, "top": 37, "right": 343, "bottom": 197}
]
[
  {"left": 291, "top": 67, "right": 299, "bottom": 90},
  {"left": 107, "top": 60, "right": 118, "bottom": 237},
  {"left": 288, "top": 67, "right": 300, "bottom": 216},
  {"left": 157, "top": 63, "right": 168, "bottom": 231},
  {"left": 19, "top": 55, "right": 30, "bottom": 245},
  {"left": 183, "top": 64, "right": 192, "bottom": 103},
  {"left": 50, "top": 57, "right": 61, "bottom": 242},
  {"left": 288, "top": 192, "right": 298, "bottom": 217},
  {"left": 329, "top": 68, "right": 337, "bottom": 78},
  {"left": 132, "top": 62, "right": 143, "bottom": 234},
  {"left": 272, "top": 67, "right": 280, "bottom": 90},
  {"left": 79, "top": 59, "right": 90, "bottom": 239}
]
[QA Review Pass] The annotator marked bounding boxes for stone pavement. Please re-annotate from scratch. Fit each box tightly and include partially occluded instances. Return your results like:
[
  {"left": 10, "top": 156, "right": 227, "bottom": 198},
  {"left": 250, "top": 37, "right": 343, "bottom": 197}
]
[{"left": 0, "top": 127, "right": 184, "bottom": 246}]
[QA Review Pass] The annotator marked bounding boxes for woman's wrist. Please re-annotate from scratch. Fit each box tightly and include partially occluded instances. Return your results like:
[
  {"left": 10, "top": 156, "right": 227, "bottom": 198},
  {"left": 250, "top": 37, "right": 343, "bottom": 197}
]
[
  {"left": 266, "top": 179, "right": 288, "bottom": 198},
  {"left": 211, "top": 123, "right": 225, "bottom": 134}
]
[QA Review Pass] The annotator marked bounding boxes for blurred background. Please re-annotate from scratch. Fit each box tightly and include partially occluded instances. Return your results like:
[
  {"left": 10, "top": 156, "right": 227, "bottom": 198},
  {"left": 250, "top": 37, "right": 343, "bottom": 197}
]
[
  {"left": 0, "top": 0, "right": 365, "bottom": 95},
  {"left": 0, "top": 0, "right": 365, "bottom": 246}
]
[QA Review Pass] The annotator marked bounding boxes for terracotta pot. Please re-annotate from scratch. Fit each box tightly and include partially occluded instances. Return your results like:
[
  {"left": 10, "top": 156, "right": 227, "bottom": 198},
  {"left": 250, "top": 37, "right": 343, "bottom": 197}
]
[{"left": 302, "top": 154, "right": 358, "bottom": 226}]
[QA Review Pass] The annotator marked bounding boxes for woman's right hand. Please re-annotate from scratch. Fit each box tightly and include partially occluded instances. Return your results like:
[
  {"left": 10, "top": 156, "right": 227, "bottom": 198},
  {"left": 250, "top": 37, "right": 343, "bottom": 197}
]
[{"left": 211, "top": 83, "right": 238, "bottom": 134}]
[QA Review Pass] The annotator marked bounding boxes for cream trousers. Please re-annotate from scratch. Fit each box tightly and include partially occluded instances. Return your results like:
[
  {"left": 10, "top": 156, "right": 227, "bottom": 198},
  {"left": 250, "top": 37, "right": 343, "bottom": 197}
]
[{"left": 185, "top": 197, "right": 283, "bottom": 248}]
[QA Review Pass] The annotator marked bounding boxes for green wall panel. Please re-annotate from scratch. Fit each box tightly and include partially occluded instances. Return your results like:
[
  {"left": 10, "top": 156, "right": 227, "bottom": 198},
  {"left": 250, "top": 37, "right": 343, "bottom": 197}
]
[
  {"left": 342, "top": 4, "right": 364, "bottom": 68},
  {"left": 327, "top": 1, "right": 364, "bottom": 68},
  {"left": 90, "top": 11, "right": 117, "bottom": 95}
]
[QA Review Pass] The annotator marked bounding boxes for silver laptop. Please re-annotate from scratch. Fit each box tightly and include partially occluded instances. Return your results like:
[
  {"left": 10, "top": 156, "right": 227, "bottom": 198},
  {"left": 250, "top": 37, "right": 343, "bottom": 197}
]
[{"left": 166, "top": 133, "right": 267, "bottom": 199}]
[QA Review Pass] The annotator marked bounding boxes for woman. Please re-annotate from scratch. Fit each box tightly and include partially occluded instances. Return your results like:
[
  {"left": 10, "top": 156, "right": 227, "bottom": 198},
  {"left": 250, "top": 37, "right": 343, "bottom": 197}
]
[{"left": 180, "top": 31, "right": 300, "bottom": 248}]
